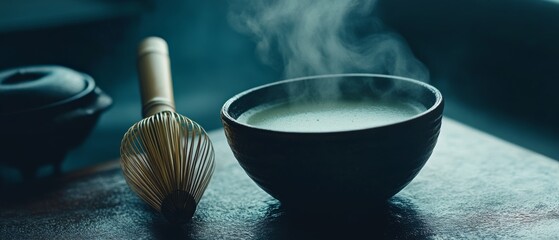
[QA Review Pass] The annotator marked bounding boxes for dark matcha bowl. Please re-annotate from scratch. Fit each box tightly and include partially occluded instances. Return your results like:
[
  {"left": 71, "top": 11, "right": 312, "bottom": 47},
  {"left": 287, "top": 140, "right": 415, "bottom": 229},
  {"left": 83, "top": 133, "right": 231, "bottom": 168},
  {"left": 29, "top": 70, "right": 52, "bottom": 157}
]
[{"left": 221, "top": 74, "right": 443, "bottom": 215}]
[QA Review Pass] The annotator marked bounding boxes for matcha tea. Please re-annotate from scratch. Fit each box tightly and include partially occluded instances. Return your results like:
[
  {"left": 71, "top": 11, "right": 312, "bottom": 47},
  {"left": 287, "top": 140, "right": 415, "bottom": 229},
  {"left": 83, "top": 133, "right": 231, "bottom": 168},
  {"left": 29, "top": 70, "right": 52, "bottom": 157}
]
[{"left": 237, "top": 99, "right": 425, "bottom": 132}]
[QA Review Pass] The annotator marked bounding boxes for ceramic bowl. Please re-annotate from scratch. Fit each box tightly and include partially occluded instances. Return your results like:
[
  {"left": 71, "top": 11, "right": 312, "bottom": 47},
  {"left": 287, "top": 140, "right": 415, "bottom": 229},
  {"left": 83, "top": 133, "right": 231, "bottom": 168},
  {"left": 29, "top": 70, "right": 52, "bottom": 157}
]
[{"left": 221, "top": 74, "right": 443, "bottom": 214}]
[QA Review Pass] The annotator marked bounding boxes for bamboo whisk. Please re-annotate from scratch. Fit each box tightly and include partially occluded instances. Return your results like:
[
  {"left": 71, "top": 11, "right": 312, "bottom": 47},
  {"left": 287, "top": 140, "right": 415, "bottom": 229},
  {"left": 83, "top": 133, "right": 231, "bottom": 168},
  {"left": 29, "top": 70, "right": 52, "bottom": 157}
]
[{"left": 120, "top": 37, "right": 215, "bottom": 225}]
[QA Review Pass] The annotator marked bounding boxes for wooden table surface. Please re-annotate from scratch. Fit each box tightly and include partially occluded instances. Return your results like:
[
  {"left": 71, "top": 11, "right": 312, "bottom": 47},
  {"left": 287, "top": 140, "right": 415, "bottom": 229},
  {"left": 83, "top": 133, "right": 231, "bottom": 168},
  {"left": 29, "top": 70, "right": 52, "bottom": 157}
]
[{"left": 1, "top": 118, "right": 558, "bottom": 239}]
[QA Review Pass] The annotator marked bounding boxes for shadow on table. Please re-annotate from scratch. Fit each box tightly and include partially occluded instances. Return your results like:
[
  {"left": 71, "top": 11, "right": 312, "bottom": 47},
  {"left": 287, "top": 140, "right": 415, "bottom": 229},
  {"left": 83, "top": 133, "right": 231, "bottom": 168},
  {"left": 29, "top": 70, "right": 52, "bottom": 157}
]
[
  {"left": 148, "top": 195, "right": 433, "bottom": 240},
  {"left": 254, "top": 196, "right": 433, "bottom": 239},
  {"left": 0, "top": 173, "right": 71, "bottom": 204}
]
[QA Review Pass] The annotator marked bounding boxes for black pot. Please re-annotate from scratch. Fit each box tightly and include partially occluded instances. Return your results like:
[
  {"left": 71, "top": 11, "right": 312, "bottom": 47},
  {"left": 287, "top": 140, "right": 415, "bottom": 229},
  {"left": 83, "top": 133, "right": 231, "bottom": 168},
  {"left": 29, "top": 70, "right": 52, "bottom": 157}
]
[{"left": 0, "top": 65, "right": 112, "bottom": 178}]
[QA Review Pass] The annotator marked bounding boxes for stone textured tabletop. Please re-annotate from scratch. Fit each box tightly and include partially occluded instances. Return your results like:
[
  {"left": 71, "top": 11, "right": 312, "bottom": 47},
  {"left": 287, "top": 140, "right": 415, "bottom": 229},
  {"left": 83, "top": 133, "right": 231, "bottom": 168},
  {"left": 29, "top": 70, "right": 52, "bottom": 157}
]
[{"left": 1, "top": 118, "right": 558, "bottom": 239}]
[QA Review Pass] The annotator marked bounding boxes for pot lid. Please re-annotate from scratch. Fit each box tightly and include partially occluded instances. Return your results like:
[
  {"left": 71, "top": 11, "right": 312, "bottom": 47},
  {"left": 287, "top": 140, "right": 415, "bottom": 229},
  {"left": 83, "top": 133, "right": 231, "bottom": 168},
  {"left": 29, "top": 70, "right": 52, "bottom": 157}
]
[{"left": 0, "top": 65, "right": 95, "bottom": 116}]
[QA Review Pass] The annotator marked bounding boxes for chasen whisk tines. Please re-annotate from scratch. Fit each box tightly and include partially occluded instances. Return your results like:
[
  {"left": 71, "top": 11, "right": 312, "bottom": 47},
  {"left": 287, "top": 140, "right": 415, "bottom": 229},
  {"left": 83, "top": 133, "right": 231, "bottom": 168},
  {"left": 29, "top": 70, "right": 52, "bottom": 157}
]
[{"left": 121, "top": 111, "right": 214, "bottom": 223}]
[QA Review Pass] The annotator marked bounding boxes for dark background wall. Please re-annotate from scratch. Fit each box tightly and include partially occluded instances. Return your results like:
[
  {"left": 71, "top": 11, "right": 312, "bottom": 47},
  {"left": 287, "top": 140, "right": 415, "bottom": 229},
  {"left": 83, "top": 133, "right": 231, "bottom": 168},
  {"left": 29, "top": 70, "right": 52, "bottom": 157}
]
[
  {"left": 377, "top": 0, "right": 559, "bottom": 159},
  {"left": 0, "top": 0, "right": 557, "bottom": 179}
]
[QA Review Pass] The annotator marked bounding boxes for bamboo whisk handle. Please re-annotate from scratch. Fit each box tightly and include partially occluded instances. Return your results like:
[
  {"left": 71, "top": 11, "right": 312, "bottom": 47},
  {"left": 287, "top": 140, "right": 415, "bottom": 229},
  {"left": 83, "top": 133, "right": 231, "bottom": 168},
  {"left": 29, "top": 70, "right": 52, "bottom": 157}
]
[{"left": 137, "top": 36, "right": 176, "bottom": 117}]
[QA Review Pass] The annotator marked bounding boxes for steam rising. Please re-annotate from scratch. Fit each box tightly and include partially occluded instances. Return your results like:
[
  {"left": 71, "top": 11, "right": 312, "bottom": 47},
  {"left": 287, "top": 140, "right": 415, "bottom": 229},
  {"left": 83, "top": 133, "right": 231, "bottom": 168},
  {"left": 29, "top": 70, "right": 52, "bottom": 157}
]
[{"left": 228, "top": 0, "right": 429, "bottom": 81}]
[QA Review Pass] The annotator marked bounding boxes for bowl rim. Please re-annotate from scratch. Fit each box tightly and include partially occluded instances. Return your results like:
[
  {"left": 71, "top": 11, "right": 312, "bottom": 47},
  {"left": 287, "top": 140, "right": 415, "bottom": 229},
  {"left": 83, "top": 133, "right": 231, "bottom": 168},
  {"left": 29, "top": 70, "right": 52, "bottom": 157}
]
[{"left": 221, "top": 73, "right": 443, "bottom": 134}]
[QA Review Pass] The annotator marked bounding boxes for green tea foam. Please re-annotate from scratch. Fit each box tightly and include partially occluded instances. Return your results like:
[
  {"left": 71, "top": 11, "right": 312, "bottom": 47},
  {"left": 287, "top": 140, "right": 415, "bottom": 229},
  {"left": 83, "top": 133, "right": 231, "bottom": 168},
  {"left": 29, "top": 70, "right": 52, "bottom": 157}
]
[{"left": 237, "top": 99, "right": 425, "bottom": 132}]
